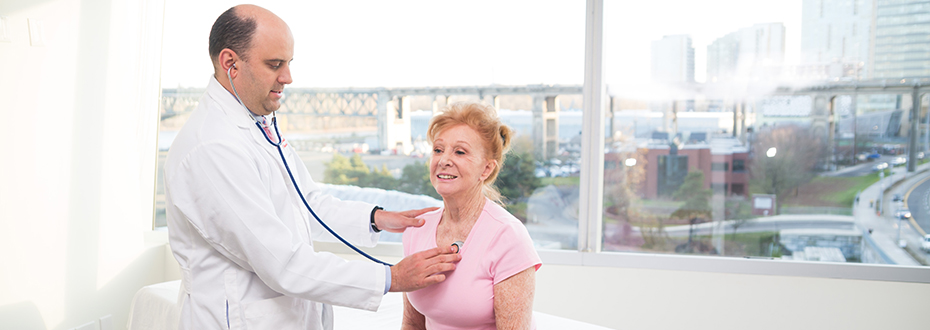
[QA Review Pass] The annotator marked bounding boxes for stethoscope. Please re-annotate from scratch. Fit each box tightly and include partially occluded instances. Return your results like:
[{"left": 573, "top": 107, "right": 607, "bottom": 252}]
[{"left": 226, "top": 64, "right": 395, "bottom": 266}]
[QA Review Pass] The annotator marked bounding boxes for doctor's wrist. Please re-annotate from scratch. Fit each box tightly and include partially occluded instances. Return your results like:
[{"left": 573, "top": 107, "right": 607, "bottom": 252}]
[{"left": 370, "top": 206, "right": 383, "bottom": 233}]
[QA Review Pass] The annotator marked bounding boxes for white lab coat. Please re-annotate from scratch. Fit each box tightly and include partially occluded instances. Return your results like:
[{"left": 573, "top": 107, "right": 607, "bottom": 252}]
[{"left": 164, "top": 77, "right": 385, "bottom": 330}]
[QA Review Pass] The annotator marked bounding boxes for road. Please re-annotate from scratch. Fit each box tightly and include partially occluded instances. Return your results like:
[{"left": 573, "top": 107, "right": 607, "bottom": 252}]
[
  {"left": 904, "top": 174, "right": 930, "bottom": 238},
  {"left": 823, "top": 155, "right": 900, "bottom": 178}
]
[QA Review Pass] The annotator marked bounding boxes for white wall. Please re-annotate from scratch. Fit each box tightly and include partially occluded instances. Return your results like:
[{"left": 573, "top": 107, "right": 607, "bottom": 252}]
[
  {"left": 0, "top": 0, "right": 168, "bottom": 329},
  {"left": 535, "top": 263, "right": 930, "bottom": 330},
  {"left": 321, "top": 245, "right": 930, "bottom": 330}
]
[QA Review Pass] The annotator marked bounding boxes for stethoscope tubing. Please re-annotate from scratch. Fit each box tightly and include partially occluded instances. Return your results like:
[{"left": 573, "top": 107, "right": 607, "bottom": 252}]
[
  {"left": 228, "top": 64, "right": 393, "bottom": 266},
  {"left": 259, "top": 118, "right": 394, "bottom": 266}
]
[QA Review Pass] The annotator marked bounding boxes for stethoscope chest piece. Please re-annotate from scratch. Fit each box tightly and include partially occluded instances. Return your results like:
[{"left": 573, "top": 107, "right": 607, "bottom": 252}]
[{"left": 451, "top": 241, "right": 464, "bottom": 254}]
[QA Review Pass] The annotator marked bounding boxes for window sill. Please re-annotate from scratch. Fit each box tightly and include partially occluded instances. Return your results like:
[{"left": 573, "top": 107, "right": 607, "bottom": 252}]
[{"left": 314, "top": 241, "right": 930, "bottom": 283}]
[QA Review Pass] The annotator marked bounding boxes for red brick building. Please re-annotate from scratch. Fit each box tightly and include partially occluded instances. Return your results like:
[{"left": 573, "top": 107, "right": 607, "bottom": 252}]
[{"left": 608, "top": 138, "right": 750, "bottom": 199}]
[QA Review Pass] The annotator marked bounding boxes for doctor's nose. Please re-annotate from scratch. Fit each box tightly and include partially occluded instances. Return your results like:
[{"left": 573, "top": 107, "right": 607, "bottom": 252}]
[{"left": 279, "top": 67, "right": 293, "bottom": 85}]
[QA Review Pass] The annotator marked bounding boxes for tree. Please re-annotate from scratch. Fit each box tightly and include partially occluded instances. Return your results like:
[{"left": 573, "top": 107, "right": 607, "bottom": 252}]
[
  {"left": 671, "top": 171, "right": 712, "bottom": 220},
  {"left": 604, "top": 150, "right": 647, "bottom": 222},
  {"left": 496, "top": 151, "right": 542, "bottom": 203},
  {"left": 396, "top": 161, "right": 441, "bottom": 200},
  {"left": 749, "top": 125, "right": 825, "bottom": 214},
  {"left": 323, "top": 153, "right": 396, "bottom": 189}
]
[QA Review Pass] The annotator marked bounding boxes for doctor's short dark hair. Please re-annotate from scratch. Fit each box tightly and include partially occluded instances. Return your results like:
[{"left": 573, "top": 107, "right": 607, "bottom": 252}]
[{"left": 209, "top": 6, "right": 257, "bottom": 63}]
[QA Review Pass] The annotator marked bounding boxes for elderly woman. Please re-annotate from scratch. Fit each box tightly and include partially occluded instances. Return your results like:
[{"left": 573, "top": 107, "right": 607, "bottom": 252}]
[{"left": 402, "top": 102, "right": 542, "bottom": 330}]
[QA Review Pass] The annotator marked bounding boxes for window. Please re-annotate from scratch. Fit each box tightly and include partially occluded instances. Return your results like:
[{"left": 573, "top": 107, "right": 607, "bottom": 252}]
[
  {"left": 156, "top": 0, "right": 584, "bottom": 251},
  {"left": 598, "top": 0, "right": 930, "bottom": 269},
  {"left": 156, "top": 0, "right": 930, "bottom": 271},
  {"left": 733, "top": 159, "right": 746, "bottom": 172}
]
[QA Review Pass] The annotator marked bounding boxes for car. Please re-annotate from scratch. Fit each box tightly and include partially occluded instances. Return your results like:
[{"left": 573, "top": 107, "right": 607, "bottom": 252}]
[
  {"left": 922, "top": 235, "right": 930, "bottom": 252},
  {"left": 894, "top": 208, "right": 911, "bottom": 219},
  {"left": 891, "top": 156, "right": 907, "bottom": 166},
  {"left": 892, "top": 194, "right": 903, "bottom": 202},
  {"left": 867, "top": 153, "right": 881, "bottom": 160},
  {"left": 871, "top": 162, "right": 889, "bottom": 171}
]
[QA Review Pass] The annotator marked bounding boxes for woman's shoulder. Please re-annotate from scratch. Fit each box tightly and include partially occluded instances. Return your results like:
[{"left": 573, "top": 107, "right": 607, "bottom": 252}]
[{"left": 481, "top": 199, "right": 523, "bottom": 227}]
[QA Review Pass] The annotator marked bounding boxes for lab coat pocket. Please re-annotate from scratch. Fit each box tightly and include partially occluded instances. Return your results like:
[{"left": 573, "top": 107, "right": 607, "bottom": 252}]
[{"left": 242, "top": 295, "right": 306, "bottom": 329}]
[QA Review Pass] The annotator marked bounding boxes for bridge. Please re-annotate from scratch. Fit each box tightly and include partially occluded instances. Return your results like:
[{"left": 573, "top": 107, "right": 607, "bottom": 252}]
[
  {"left": 162, "top": 78, "right": 930, "bottom": 162},
  {"left": 161, "top": 85, "right": 582, "bottom": 159}
]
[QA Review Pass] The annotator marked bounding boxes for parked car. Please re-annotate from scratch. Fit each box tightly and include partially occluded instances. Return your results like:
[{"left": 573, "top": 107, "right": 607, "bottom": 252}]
[
  {"left": 871, "top": 162, "right": 889, "bottom": 171},
  {"left": 893, "top": 194, "right": 903, "bottom": 202},
  {"left": 921, "top": 235, "right": 930, "bottom": 252},
  {"left": 891, "top": 156, "right": 907, "bottom": 166}
]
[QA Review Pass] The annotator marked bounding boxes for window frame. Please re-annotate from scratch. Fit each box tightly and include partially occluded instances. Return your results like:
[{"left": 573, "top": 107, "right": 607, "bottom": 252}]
[{"left": 154, "top": 0, "right": 930, "bottom": 283}]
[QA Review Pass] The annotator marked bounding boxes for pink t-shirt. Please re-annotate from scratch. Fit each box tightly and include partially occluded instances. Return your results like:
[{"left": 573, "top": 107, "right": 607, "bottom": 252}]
[{"left": 403, "top": 199, "right": 542, "bottom": 330}]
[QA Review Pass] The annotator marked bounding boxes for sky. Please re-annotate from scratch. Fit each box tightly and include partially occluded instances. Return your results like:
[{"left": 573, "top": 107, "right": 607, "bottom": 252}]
[{"left": 160, "top": 0, "right": 802, "bottom": 90}]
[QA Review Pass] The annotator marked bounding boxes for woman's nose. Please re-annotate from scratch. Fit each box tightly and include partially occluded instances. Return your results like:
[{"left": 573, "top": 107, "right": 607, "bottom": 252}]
[{"left": 438, "top": 153, "right": 451, "bottom": 166}]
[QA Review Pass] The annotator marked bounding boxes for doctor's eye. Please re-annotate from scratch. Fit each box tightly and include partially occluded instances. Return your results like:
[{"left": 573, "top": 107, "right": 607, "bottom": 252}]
[{"left": 268, "top": 60, "right": 284, "bottom": 69}]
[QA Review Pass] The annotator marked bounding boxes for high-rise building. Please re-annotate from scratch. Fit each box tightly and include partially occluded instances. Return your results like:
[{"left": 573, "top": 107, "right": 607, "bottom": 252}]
[
  {"left": 707, "top": 23, "right": 786, "bottom": 82},
  {"left": 651, "top": 35, "right": 695, "bottom": 83},
  {"left": 707, "top": 33, "right": 740, "bottom": 82},
  {"left": 800, "top": 0, "right": 872, "bottom": 80},
  {"left": 871, "top": 0, "right": 930, "bottom": 79}
]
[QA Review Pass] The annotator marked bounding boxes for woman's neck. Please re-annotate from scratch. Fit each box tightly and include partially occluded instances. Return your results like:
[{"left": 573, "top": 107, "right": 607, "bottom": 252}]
[{"left": 441, "top": 191, "right": 487, "bottom": 231}]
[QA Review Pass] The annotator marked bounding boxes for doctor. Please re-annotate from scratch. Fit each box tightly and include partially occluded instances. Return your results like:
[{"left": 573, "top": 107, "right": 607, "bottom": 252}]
[{"left": 164, "top": 5, "right": 460, "bottom": 330}]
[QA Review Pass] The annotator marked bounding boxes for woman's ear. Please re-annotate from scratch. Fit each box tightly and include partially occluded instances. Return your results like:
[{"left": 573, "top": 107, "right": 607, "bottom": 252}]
[{"left": 481, "top": 160, "right": 498, "bottom": 181}]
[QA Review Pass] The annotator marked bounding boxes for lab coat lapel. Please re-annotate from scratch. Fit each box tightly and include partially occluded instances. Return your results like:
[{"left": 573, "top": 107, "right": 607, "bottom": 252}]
[{"left": 205, "top": 78, "right": 290, "bottom": 167}]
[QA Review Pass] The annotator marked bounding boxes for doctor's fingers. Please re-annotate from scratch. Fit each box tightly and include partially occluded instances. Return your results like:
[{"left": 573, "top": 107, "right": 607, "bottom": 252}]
[{"left": 398, "top": 207, "right": 440, "bottom": 218}]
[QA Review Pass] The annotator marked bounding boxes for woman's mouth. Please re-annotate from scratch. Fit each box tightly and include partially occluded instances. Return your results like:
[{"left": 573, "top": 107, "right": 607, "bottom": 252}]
[{"left": 437, "top": 174, "right": 457, "bottom": 180}]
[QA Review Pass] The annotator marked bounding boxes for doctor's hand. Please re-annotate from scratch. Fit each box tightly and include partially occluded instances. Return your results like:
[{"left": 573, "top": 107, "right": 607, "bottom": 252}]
[
  {"left": 373, "top": 207, "right": 439, "bottom": 233},
  {"left": 389, "top": 246, "right": 461, "bottom": 292}
]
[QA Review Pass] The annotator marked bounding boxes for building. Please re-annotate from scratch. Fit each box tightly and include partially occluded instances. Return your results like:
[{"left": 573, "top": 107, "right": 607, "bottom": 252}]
[
  {"left": 620, "top": 137, "right": 749, "bottom": 199},
  {"left": 708, "top": 23, "right": 786, "bottom": 82},
  {"left": 800, "top": 0, "right": 872, "bottom": 80},
  {"left": 871, "top": 0, "right": 930, "bottom": 78},
  {"left": 707, "top": 33, "right": 741, "bottom": 82},
  {"left": 651, "top": 35, "right": 695, "bottom": 83}
]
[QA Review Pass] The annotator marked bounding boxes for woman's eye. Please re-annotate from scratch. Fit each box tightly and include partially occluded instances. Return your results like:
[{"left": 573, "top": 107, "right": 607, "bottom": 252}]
[
  {"left": 455, "top": 150, "right": 465, "bottom": 155},
  {"left": 433, "top": 149, "right": 442, "bottom": 154}
]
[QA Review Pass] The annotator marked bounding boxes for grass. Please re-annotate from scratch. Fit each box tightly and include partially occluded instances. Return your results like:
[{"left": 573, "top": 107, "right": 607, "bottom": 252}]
[
  {"left": 540, "top": 176, "right": 580, "bottom": 186},
  {"left": 816, "top": 172, "right": 882, "bottom": 206},
  {"left": 776, "top": 172, "right": 881, "bottom": 207},
  {"left": 693, "top": 231, "right": 780, "bottom": 257}
]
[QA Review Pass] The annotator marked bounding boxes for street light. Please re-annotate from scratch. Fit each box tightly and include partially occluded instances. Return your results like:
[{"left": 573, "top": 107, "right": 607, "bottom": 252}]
[
  {"left": 624, "top": 158, "right": 637, "bottom": 167},
  {"left": 766, "top": 147, "right": 778, "bottom": 215},
  {"left": 766, "top": 147, "right": 777, "bottom": 158}
]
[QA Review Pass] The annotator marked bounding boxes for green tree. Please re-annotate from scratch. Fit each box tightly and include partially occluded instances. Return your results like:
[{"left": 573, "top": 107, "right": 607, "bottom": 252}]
[
  {"left": 358, "top": 163, "right": 397, "bottom": 190},
  {"left": 396, "top": 161, "right": 441, "bottom": 200},
  {"left": 671, "top": 171, "right": 712, "bottom": 220},
  {"left": 324, "top": 153, "right": 396, "bottom": 189},
  {"left": 496, "top": 151, "right": 542, "bottom": 203}
]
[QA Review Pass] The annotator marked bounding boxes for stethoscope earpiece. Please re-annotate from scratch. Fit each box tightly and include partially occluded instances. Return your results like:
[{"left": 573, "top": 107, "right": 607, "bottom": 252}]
[{"left": 451, "top": 241, "right": 464, "bottom": 254}]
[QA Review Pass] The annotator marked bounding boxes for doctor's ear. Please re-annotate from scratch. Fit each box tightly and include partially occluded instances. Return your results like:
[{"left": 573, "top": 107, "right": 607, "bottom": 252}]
[{"left": 218, "top": 48, "right": 240, "bottom": 72}]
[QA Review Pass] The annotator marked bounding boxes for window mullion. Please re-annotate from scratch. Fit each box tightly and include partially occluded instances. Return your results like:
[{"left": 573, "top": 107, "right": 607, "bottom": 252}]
[{"left": 579, "top": 0, "right": 606, "bottom": 253}]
